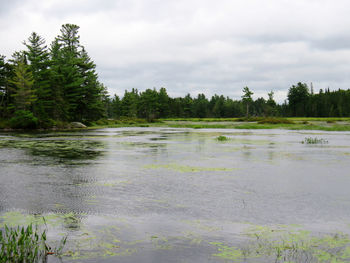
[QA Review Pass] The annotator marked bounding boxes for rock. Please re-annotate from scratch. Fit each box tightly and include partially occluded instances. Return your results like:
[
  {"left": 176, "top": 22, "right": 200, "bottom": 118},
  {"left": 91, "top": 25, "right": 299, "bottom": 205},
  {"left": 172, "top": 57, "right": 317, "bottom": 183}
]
[{"left": 70, "top": 122, "right": 87, "bottom": 128}]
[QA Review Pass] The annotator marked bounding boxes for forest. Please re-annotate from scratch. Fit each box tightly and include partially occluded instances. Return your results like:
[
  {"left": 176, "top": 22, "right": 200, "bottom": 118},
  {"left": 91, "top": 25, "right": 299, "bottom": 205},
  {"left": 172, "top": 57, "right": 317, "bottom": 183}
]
[{"left": 1, "top": 24, "right": 350, "bottom": 129}]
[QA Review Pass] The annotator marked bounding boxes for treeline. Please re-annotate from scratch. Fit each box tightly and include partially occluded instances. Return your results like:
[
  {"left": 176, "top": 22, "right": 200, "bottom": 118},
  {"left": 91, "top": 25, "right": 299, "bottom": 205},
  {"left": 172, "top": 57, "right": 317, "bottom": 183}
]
[
  {"left": 0, "top": 24, "right": 108, "bottom": 128},
  {"left": 105, "top": 83, "right": 350, "bottom": 120},
  {"left": 1, "top": 24, "right": 350, "bottom": 129}
]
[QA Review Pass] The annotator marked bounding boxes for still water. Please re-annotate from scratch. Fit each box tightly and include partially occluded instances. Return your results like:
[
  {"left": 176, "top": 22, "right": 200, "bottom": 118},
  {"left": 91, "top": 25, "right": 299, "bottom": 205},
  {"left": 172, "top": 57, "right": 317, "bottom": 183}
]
[{"left": 1, "top": 128, "right": 350, "bottom": 262}]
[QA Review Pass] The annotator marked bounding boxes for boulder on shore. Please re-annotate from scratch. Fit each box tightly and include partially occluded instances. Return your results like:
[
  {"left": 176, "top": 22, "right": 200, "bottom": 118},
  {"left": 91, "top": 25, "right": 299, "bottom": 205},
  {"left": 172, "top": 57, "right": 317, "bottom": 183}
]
[{"left": 70, "top": 122, "right": 87, "bottom": 128}]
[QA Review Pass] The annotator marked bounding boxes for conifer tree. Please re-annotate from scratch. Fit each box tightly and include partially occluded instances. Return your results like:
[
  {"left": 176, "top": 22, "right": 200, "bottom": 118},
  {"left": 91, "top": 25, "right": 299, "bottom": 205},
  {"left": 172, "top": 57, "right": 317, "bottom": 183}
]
[
  {"left": 9, "top": 60, "right": 36, "bottom": 111},
  {"left": 24, "top": 32, "right": 52, "bottom": 120}
]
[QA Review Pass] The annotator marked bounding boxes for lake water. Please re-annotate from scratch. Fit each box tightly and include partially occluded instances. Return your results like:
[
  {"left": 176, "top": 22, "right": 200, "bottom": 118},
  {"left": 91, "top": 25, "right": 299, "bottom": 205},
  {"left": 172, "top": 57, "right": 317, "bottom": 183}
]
[{"left": 1, "top": 128, "right": 350, "bottom": 262}]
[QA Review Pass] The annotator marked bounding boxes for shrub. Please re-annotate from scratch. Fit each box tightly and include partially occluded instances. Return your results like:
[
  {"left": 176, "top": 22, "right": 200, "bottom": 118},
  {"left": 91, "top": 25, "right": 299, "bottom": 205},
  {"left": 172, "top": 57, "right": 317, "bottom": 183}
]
[{"left": 9, "top": 110, "right": 38, "bottom": 129}]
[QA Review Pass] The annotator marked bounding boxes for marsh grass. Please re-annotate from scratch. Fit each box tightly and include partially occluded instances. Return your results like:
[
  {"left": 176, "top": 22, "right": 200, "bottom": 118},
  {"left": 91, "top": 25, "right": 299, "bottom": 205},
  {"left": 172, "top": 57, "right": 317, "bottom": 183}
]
[
  {"left": 0, "top": 223, "right": 66, "bottom": 263},
  {"left": 216, "top": 135, "right": 229, "bottom": 141},
  {"left": 302, "top": 137, "right": 328, "bottom": 144},
  {"left": 257, "top": 117, "right": 294, "bottom": 124}
]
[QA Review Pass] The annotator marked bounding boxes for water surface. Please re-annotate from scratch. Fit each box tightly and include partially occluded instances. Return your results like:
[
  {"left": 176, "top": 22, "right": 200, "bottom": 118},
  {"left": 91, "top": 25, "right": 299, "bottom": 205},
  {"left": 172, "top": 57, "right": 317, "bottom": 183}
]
[{"left": 1, "top": 128, "right": 350, "bottom": 262}]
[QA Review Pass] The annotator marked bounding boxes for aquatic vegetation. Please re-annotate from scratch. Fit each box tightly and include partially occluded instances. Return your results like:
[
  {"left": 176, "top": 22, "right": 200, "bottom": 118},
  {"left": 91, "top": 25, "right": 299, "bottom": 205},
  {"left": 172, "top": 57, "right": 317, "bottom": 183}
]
[
  {"left": 216, "top": 135, "right": 229, "bottom": 141},
  {"left": 302, "top": 137, "right": 328, "bottom": 144},
  {"left": 144, "top": 163, "right": 234, "bottom": 173},
  {"left": 0, "top": 138, "right": 104, "bottom": 161},
  {"left": 0, "top": 224, "right": 66, "bottom": 263},
  {"left": 211, "top": 225, "right": 350, "bottom": 263},
  {"left": 0, "top": 211, "right": 83, "bottom": 229}
]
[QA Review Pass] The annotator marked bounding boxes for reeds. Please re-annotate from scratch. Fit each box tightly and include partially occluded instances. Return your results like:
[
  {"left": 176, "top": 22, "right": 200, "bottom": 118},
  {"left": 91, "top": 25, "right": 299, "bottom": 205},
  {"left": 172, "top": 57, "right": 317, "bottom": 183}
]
[{"left": 0, "top": 224, "right": 66, "bottom": 263}]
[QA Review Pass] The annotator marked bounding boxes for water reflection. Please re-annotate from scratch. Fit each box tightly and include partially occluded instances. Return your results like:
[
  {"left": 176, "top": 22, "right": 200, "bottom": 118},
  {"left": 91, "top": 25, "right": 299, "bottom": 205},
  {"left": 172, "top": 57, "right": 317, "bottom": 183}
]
[
  {"left": 1, "top": 128, "right": 350, "bottom": 262},
  {"left": 0, "top": 138, "right": 105, "bottom": 163}
]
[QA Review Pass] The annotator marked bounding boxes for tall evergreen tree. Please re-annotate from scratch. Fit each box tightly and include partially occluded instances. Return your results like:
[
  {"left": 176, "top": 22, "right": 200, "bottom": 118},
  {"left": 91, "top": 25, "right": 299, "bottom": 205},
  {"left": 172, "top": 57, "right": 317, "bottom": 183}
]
[
  {"left": 241, "top": 86, "right": 253, "bottom": 117},
  {"left": 287, "top": 82, "right": 309, "bottom": 116},
  {"left": 9, "top": 60, "right": 36, "bottom": 111},
  {"left": 24, "top": 32, "right": 52, "bottom": 120},
  {"left": 0, "top": 55, "right": 12, "bottom": 117}
]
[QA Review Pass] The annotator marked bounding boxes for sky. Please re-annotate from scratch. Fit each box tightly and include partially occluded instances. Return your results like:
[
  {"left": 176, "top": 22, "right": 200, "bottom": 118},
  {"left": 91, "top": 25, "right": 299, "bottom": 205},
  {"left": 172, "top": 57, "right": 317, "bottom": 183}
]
[{"left": 1, "top": 0, "right": 350, "bottom": 103}]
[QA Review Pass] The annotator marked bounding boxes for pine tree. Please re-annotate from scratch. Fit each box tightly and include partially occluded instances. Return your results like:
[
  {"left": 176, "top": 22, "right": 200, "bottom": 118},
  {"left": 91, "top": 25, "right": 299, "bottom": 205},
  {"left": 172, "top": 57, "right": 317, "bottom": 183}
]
[
  {"left": 241, "top": 86, "right": 253, "bottom": 117},
  {"left": 24, "top": 32, "right": 52, "bottom": 120},
  {"left": 9, "top": 60, "right": 36, "bottom": 111},
  {"left": 51, "top": 24, "right": 105, "bottom": 122},
  {"left": 0, "top": 55, "right": 11, "bottom": 117}
]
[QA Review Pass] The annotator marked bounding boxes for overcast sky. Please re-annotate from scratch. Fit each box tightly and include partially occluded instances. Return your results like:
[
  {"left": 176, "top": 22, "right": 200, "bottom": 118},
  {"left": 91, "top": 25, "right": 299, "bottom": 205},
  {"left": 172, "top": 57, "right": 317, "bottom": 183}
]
[{"left": 1, "top": 0, "right": 350, "bottom": 102}]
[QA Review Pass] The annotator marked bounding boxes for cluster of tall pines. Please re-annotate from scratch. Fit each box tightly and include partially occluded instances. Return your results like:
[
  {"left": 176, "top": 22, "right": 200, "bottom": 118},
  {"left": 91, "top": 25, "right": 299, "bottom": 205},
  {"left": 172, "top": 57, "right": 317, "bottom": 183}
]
[
  {"left": 1, "top": 24, "right": 350, "bottom": 129},
  {"left": 0, "top": 24, "right": 108, "bottom": 128}
]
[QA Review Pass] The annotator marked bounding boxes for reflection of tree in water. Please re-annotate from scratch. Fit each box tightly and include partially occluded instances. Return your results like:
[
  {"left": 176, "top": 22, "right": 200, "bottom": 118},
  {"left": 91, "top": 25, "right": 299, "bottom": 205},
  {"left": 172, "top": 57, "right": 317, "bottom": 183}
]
[{"left": 0, "top": 139, "right": 105, "bottom": 161}]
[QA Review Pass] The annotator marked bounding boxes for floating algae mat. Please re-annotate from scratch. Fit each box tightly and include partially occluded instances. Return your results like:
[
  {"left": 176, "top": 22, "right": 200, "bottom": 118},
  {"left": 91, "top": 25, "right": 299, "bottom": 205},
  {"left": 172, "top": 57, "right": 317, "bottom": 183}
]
[{"left": 1, "top": 128, "right": 350, "bottom": 262}]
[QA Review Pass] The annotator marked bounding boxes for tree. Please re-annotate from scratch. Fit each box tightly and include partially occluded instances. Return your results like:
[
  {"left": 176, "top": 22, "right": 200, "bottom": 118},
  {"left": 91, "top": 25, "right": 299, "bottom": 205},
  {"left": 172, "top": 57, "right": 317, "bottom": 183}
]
[
  {"left": 211, "top": 94, "right": 225, "bottom": 117},
  {"left": 121, "top": 89, "right": 139, "bottom": 117},
  {"left": 266, "top": 90, "right": 277, "bottom": 116},
  {"left": 287, "top": 82, "right": 309, "bottom": 116},
  {"left": 158, "top": 87, "right": 170, "bottom": 118},
  {"left": 0, "top": 55, "right": 12, "bottom": 117},
  {"left": 9, "top": 60, "right": 36, "bottom": 111},
  {"left": 138, "top": 88, "right": 159, "bottom": 121},
  {"left": 110, "top": 94, "right": 121, "bottom": 118},
  {"left": 24, "top": 32, "right": 52, "bottom": 120},
  {"left": 241, "top": 86, "right": 253, "bottom": 117},
  {"left": 193, "top": 93, "right": 209, "bottom": 118},
  {"left": 49, "top": 23, "right": 106, "bottom": 122}
]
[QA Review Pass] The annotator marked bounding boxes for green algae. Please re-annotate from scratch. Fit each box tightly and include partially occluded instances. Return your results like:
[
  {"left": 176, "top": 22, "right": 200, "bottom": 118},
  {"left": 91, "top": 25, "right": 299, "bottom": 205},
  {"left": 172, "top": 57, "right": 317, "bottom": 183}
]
[
  {"left": 144, "top": 163, "right": 235, "bottom": 173},
  {"left": 211, "top": 225, "right": 350, "bottom": 263},
  {"left": 0, "top": 211, "right": 85, "bottom": 230},
  {"left": 0, "top": 138, "right": 105, "bottom": 161}
]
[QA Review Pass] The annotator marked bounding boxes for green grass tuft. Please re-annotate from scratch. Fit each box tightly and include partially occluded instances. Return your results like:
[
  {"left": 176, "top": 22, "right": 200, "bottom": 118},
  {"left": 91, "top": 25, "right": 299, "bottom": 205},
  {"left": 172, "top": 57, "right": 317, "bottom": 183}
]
[
  {"left": 0, "top": 223, "right": 66, "bottom": 263},
  {"left": 216, "top": 135, "right": 229, "bottom": 141}
]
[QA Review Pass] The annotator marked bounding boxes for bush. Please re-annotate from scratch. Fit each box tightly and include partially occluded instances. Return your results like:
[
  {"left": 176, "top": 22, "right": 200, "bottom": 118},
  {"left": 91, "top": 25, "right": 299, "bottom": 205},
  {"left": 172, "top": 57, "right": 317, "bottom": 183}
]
[{"left": 9, "top": 110, "right": 38, "bottom": 129}]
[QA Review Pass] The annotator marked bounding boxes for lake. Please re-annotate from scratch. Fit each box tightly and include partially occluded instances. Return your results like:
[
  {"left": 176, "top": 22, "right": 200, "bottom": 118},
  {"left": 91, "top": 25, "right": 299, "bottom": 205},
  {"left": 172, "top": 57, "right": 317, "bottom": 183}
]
[{"left": 1, "top": 128, "right": 350, "bottom": 262}]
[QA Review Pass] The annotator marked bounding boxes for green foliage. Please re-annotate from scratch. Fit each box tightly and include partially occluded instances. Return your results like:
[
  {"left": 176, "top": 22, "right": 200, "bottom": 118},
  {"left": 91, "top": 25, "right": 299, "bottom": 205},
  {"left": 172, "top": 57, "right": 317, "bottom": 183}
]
[
  {"left": 9, "top": 60, "right": 36, "bottom": 111},
  {"left": 0, "top": 223, "right": 66, "bottom": 263},
  {"left": 287, "top": 82, "right": 309, "bottom": 116},
  {"left": 24, "top": 32, "right": 52, "bottom": 120},
  {"left": 216, "top": 135, "right": 229, "bottom": 141},
  {"left": 0, "top": 119, "right": 9, "bottom": 129},
  {"left": 9, "top": 110, "right": 38, "bottom": 129}
]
